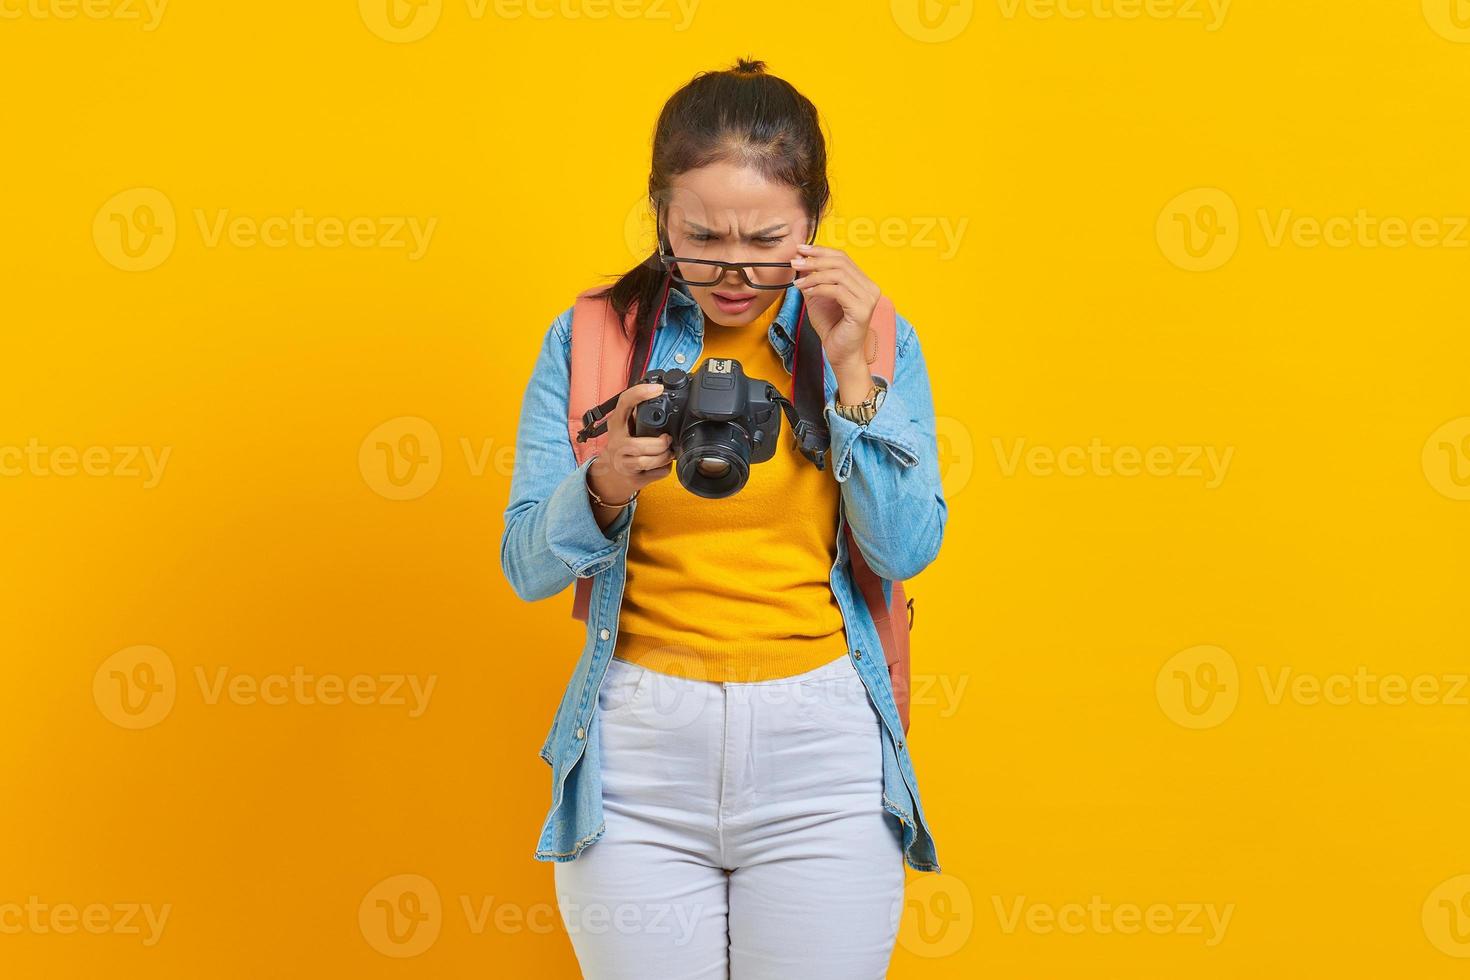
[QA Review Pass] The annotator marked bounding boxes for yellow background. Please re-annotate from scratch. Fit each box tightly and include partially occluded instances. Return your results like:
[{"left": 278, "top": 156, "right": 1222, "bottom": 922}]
[{"left": 3, "top": 0, "right": 1469, "bottom": 976}]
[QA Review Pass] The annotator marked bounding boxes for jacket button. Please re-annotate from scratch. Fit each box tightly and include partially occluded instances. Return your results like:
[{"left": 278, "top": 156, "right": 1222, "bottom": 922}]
[
  {"left": 854, "top": 649, "right": 863, "bottom": 661},
  {"left": 599, "top": 628, "right": 611, "bottom": 640},
  {"left": 576, "top": 726, "right": 586, "bottom": 739},
  {"left": 896, "top": 740, "right": 904, "bottom": 750},
  {"left": 674, "top": 352, "right": 687, "bottom": 364}
]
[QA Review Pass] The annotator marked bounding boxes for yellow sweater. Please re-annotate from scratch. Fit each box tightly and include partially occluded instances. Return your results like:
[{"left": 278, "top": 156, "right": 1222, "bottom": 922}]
[{"left": 611, "top": 297, "right": 849, "bottom": 681}]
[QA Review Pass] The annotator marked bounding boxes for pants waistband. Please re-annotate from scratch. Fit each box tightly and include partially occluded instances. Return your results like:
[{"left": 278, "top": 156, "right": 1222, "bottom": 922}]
[{"left": 607, "top": 651, "right": 854, "bottom": 688}]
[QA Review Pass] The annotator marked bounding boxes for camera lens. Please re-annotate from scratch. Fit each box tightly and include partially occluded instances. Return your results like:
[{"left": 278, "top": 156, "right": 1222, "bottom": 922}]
[
  {"left": 695, "top": 457, "right": 731, "bottom": 478},
  {"left": 675, "top": 420, "right": 750, "bottom": 498}
]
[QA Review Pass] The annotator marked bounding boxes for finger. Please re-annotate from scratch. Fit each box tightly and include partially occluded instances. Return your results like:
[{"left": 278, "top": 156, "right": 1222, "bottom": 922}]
[
  {"left": 610, "top": 453, "right": 667, "bottom": 479},
  {"left": 796, "top": 260, "right": 876, "bottom": 302},
  {"left": 800, "top": 282, "right": 871, "bottom": 316},
  {"left": 630, "top": 451, "right": 675, "bottom": 472},
  {"left": 615, "top": 382, "right": 666, "bottom": 416},
  {"left": 793, "top": 244, "right": 875, "bottom": 293},
  {"left": 620, "top": 434, "right": 673, "bottom": 455},
  {"left": 792, "top": 268, "right": 852, "bottom": 290},
  {"left": 793, "top": 245, "right": 862, "bottom": 272},
  {"left": 637, "top": 462, "right": 674, "bottom": 482},
  {"left": 790, "top": 254, "right": 855, "bottom": 276},
  {"left": 794, "top": 243, "right": 852, "bottom": 261}
]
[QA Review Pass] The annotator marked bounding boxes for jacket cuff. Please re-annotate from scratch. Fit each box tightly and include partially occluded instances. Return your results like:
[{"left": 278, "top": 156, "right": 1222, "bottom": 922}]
[
  {"left": 825, "top": 376, "right": 921, "bottom": 482},
  {"left": 544, "top": 457, "right": 633, "bottom": 576}
]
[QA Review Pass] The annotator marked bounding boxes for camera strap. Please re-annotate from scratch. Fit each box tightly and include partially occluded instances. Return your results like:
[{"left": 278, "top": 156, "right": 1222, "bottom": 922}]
[
  {"left": 624, "top": 278, "right": 667, "bottom": 387},
  {"left": 574, "top": 390, "right": 623, "bottom": 443},
  {"left": 788, "top": 294, "right": 831, "bottom": 470}
]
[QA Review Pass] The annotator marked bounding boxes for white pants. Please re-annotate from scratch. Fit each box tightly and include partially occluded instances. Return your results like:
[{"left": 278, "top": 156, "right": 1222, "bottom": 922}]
[{"left": 554, "top": 652, "right": 906, "bottom": 979}]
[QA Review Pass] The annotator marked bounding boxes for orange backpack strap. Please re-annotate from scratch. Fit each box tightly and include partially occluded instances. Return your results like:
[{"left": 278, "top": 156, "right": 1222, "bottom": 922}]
[
  {"left": 568, "top": 288, "right": 637, "bottom": 620},
  {"left": 567, "top": 288, "right": 637, "bottom": 465},
  {"left": 846, "top": 296, "right": 912, "bottom": 734},
  {"left": 867, "top": 295, "right": 897, "bottom": 385}
]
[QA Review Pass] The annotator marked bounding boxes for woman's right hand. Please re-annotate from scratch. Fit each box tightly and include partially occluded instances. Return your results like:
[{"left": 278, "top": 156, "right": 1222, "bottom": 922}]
[{"left": 587, "top": 382, "right": 675, "bottom": 516}]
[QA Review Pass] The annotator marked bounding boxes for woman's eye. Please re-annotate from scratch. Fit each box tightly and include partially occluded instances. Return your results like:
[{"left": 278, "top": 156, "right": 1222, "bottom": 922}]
[
  {"left": 688, "top": 233, "right": 715, "bottom": 243},
  {"left": 757, "top": 236, "right": 784, "bottom": 246}
]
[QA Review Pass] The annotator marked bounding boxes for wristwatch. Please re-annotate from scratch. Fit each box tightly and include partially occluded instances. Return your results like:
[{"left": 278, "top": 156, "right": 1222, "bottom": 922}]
[{"left": 833, "top": 377, "right": 887, "bottom": 425}]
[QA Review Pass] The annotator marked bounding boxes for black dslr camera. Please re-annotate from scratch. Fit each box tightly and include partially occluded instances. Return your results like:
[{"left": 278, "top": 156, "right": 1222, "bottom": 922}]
[{"left": 630, "top": 358, "right": 783, "bottom": 498}]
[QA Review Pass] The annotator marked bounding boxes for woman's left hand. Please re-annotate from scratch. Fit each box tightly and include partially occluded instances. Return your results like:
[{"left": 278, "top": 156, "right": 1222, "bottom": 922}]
[{"left": 790, "top": 242, "right": 880, "bottom": 373}]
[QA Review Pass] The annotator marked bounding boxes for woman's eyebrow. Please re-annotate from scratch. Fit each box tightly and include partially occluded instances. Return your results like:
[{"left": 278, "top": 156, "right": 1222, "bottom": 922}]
[{"left": 684, "top": 221, "right": 790, "bottom": 239}]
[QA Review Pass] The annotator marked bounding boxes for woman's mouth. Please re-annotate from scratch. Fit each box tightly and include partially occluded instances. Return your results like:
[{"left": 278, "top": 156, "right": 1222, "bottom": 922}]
[{"left": 711, "top": 291, "right": 755, "bottom": 315}]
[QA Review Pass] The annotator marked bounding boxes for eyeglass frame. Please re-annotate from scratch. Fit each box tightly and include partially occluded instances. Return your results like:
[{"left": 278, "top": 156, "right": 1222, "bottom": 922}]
[
  {"left": 656, "top": 254, "right": 798, "bottom": 290},
  {"left": 653, "top": 209, "right": 820, "bottom": 290}
]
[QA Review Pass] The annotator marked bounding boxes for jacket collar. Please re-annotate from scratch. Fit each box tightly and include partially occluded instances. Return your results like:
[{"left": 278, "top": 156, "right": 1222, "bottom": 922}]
[{"left": 665, "top": 281, "right": 803, "bottom": 355}]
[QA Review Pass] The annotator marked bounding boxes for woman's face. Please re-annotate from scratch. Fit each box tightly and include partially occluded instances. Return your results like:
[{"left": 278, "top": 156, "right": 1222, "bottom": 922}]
[{"left": 662, "top": 160, "right": 810, "bottom": 327}]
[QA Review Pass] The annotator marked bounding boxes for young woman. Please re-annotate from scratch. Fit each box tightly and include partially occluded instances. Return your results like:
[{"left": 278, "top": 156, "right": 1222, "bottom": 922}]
[{"left": 502, "top": 58, "right": 947, "bottom": 979}]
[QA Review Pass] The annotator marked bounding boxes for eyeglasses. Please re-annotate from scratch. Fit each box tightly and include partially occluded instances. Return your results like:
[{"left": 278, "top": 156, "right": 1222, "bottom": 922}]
[{"left": 657, "top": 253, "right": 797, "bottom": 290}]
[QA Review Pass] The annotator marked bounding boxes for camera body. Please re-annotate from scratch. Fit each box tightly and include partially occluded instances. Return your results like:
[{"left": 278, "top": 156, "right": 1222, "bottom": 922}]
[{"left": 630, "top": 358, "right": 782, "bottom": 498}]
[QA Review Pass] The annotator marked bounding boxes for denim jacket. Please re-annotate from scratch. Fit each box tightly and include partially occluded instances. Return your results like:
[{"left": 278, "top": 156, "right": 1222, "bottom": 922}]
[{"left": 501, "top": 282, "right": 947, "bottom": 873}]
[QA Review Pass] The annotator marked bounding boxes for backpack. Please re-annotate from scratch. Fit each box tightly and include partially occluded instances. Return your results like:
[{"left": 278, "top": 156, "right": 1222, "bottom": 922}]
[{"left": 563, "top": 285, "right": 914, "bottom": 733}]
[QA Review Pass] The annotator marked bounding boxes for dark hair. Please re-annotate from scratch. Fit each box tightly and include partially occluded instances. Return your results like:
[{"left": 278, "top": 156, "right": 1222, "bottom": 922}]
[{"left": 600, "top": 57, "right": 830, "bottom": 346}]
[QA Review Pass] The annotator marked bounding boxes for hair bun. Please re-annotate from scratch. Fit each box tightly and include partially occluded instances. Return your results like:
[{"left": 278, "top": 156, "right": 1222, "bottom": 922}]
[{"left": 733, "top": 57, "right": 767, "bottom": 75}]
